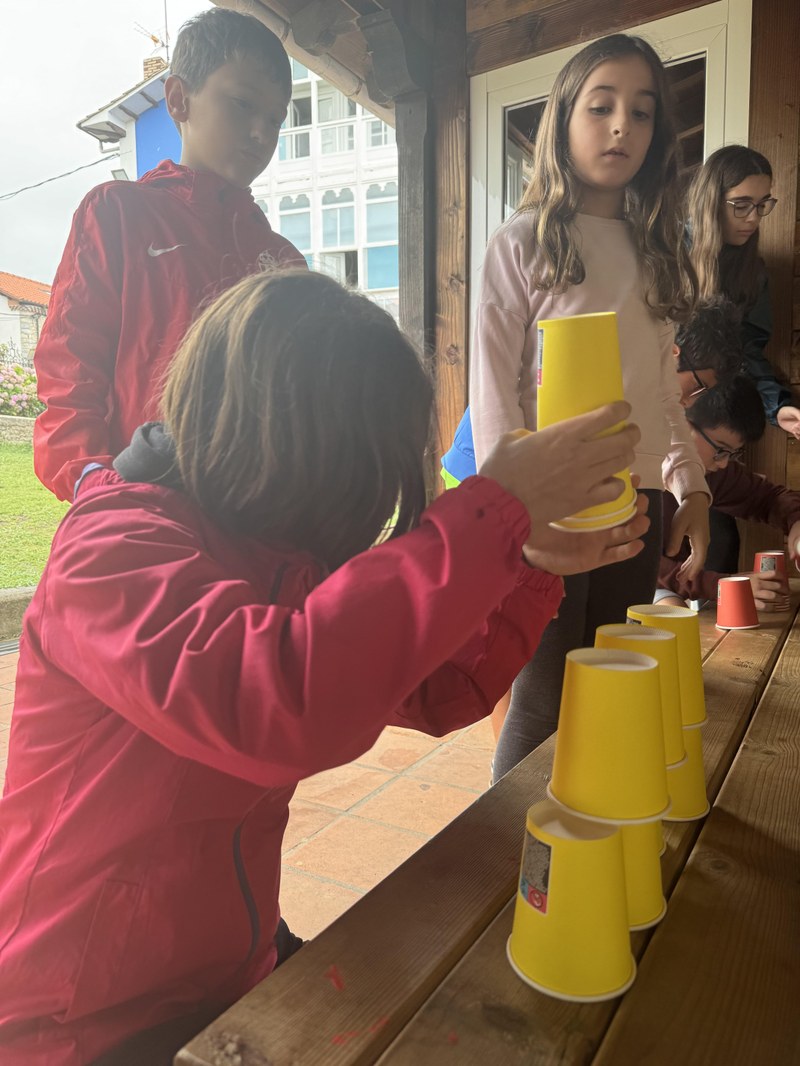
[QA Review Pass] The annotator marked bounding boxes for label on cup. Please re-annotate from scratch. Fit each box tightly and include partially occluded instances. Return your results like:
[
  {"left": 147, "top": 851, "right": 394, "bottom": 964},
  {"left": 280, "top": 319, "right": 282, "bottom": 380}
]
[
  {"left": 626, "top": 617, "right": 642, "bottom": 625},
  {"left": 759, "top": 558, "right": 777, "bottom": 572},
  {"left": 537, "top": 328, "right": 544, "bottom": 386},
  {"left": 519, "top": 830, "right": 551, "bottom": 914}
]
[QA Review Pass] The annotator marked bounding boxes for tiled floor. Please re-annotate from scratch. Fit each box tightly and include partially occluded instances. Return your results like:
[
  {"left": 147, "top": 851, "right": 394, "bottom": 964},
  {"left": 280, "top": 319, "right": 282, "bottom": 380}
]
[{"left": 0, "top": 646, "right": 494, "bottom": 940}]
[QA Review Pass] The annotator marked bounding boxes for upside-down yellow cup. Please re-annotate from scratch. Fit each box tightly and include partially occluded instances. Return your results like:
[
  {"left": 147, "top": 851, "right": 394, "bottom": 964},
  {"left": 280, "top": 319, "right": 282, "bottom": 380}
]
[
  {"left": 626, "top": 604, "right": 707, "bottom": 727},
  {"left": 507, "top": 800, "right": 635, "bottom": 1001},
  {"left": 620, "top": 821, "right": 667, "bottom": 930},
  {"left": 548, "top": 648, "right": 670, "bottom": 823},
  {"left": 664, "top": 724, "right": 709, "bottom": 821},
  {"left": 595, "top": 624, "right": 686, "bottom": 768},
  {"left": 536, "top": 312, "right": 637, "bottom": 532}
]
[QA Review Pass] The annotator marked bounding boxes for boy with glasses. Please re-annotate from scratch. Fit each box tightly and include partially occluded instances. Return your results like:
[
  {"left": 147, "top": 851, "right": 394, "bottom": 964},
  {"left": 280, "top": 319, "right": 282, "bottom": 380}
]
[{"left": 658, "top": 374, "right": 800, "bottom": 607}]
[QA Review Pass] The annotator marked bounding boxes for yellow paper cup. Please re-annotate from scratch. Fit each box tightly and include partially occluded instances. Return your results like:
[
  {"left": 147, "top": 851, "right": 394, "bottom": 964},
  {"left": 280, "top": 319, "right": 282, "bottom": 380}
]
[
  {"left": 549, "top": 648, "right": 670, "bottom": 823},
  {"left": 626, "top": 604, "right": 707, "bottom": 727},
  {"left": 507, "top": 800, "right": 635, "bottom": 1001},
  {"left": 595, "top": 624, "right": 686, "bottom": 768},
  {"left": 620, "top": 821, "right": 667, "bottom": 930},
  {"left": 536, "top": 312, "right": 637, "bottom": 532},
  {"left": 664, "top": 724, "right": 709, "bottom": 821}
]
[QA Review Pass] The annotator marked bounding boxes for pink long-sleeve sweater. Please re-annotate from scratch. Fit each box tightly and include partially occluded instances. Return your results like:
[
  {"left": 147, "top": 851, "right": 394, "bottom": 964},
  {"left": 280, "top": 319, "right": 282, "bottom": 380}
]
[{"left": 469, "top": 211, "right": 709, "bottom": 503}]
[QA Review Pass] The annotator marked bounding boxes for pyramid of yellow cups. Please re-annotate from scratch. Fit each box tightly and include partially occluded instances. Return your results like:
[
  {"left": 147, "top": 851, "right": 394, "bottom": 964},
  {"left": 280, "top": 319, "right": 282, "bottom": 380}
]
[{"left": 507, "top": 313, "right": 709, "bottom": 1002}]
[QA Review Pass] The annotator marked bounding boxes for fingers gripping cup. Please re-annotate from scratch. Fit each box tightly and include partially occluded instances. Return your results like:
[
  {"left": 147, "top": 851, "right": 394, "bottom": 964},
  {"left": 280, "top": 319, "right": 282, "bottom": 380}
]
[
  {"left": 626, "top": 604, "right": 707, "bottom": 727},
  {"left": 620, "top": 821, "right": 667, "bottom": 930},
  {"left": 594, "top": 624, "right": 686, "bottom": 768},
  {"left": 754, "top": 550, "right": 790, "bottom": 610},
  {"left": 548, "top": 649, "right": 670, "bottom": 823},
  {"left": 507, "top": 800, "right": 635, "bottom": 1001},
  {"left": 536, "top": 312, "right": 637, "bottom": 532},
  {"left": 665, "top": 725, "right": 709, "bottom": 821},
  {"left": 716, "top": 575, "right": 759, "bottom": 630}
]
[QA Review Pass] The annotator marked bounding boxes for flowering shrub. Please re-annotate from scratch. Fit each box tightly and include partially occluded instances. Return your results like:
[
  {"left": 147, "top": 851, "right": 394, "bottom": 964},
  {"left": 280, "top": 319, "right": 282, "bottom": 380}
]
[{"left": 0, "top": 361, "right": 44, "bottom": 417}]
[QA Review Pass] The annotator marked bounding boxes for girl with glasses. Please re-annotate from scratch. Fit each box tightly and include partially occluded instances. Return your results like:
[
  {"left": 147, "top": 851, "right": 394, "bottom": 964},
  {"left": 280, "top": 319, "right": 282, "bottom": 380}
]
[{"left": 687, "top": 145, "right": 800, "bottom": 439}]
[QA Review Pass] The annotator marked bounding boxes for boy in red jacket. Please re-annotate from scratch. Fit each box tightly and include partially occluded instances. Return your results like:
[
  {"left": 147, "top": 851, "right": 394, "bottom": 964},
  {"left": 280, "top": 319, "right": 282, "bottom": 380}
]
[
  {"left": 34, "top": 8, "right": 305, "bottom": 501},
  {"left": 659, "top": 374, "right": 800, "bottom": 606}
]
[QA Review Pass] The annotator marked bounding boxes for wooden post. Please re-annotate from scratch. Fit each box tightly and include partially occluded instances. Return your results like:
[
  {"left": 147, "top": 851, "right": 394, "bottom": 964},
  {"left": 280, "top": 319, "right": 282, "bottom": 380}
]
[{"left": 742, "top": 0, "right": 800, "bottom": 564}]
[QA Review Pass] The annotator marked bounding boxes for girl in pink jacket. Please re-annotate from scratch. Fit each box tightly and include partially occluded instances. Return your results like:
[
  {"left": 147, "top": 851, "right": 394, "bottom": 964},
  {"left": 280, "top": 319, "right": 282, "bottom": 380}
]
[
  {"left": 468, "top": 34, "right": 712, "bottom": 780},
  {"left": 0, "top": 270, "right": 647, "bottom": 1064}
]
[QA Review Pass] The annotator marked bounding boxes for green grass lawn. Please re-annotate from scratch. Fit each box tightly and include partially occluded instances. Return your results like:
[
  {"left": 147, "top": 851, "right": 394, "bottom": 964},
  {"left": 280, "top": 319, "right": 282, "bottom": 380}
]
[{"left": 0, "top": 443, "right": 68, "bottom": 588}]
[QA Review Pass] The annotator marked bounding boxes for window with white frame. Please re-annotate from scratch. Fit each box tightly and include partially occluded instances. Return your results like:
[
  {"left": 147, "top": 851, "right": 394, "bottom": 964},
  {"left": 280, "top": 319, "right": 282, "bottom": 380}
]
[
  {"left": 279, "top": 83, "right": 312, "bottom": 160},
  {"left": 364, "top": 182, "right": 398, "bottom": 291},
  {"left": 366, "top": 118, "right": 396, "bottom": 149},
  {"left": 322, "top": 188, "right": 356, "bottom": 248},
  {"left": 278, "top": 194, "right": 312, "bottom": 256},
  {"left": 291, "top": 59, "right": 310, "bottom": 82},
  {"left": 318, "top": 80, "right": 357, "bottom": 155}
]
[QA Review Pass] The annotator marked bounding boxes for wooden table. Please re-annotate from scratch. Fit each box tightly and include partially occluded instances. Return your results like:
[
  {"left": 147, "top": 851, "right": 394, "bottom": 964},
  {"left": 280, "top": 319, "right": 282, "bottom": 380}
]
[{"left": 178, "top": 594, "right": 800, "bottom": 1066}]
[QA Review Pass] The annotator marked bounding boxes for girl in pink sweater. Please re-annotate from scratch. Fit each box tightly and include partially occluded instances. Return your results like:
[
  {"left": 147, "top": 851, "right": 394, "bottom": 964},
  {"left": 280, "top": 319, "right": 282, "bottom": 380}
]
[{"left": 469, "top": 34, "right": 711, "bottom": 779}]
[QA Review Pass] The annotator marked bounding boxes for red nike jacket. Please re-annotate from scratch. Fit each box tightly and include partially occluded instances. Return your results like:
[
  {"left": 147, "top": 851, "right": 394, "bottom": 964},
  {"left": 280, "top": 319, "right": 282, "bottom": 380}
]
[
  {"left": 33, "top": 160, "right": 305, "bottom": 500},
  {"left": 0, "top": 471, "right": 563, "bottom": 1064}
]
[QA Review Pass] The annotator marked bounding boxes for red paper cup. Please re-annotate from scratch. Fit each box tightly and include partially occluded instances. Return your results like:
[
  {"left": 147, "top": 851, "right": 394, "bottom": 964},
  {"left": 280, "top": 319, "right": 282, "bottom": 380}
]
[
  {"left": 754, "top": 551, "right": 789, "bottom": 593},
  {"left": 716, "top": 576, "right": 759, "bottom": 630}
]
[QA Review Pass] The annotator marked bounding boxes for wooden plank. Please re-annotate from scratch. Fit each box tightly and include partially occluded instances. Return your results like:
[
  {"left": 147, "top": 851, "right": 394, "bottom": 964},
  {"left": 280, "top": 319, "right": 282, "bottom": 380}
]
[
  {"left": 465, "top": 0, "right": 713, "bottom": 77},
  {"left": 593, "top": 614, "right": 800, "bottom": 1065},
  {"left": 431, "top": 0, "right": 469, "bottom": 484},
  {"left": 372, "top": 602, "right": 797, "bottom": 1065},
  {"left": 741, "top": 0, "right": 800, "bottom": 565}
]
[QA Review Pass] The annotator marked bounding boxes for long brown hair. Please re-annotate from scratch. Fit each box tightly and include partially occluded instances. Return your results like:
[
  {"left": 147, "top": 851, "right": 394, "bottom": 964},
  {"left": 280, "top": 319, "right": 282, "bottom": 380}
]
[
  {"left": 686, "top": 144, "right": 772, "bottom": 311},
  {"left": 519, "top": 33, "right": 697, "bottom": 320},
  {"left": 161, "top": 270, "right": 432, "bottom": 570}
]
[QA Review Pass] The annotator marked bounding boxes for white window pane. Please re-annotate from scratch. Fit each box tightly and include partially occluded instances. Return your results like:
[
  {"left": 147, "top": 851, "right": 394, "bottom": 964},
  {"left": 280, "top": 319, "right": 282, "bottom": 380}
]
[
  {"left": 280, "top": 212, "right": 311, "bottom": 251},
  {"left": 366, "top": 200, "right": 398, "bottom": 243},
  {"left": 366, "top": 245, "right": 399, "bottom": 290}
]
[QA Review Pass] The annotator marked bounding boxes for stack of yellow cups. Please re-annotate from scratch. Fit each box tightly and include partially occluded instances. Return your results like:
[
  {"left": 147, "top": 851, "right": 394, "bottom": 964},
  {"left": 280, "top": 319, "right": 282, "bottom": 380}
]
[
  {"left": 508, "top": 648, "right": 668, "bottom": 1000},
  {"left": 593, "top": 623, "right": 689, "bottom": 929},
  {"left": 626, "top": 604, "right": 710, "bottom": 820}
]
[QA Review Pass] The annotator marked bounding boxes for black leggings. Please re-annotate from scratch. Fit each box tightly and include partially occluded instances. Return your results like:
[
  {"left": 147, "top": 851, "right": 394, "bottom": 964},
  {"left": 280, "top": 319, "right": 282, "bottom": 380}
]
[
  {"left": 90, "top": 918, "right": 304, "bottom": 1066},
  {"left": 492, "top": 490, "right": 663, "bottom": 782}
]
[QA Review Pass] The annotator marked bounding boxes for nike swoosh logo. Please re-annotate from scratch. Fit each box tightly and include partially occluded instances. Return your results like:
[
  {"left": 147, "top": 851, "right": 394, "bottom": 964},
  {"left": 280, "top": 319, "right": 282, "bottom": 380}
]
[{"left": 147, "top": 243, "right": 185, "bottom": 257}]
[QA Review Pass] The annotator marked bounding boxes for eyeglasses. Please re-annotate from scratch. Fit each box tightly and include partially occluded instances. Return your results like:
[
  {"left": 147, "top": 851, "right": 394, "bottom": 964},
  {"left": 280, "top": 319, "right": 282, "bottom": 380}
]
[
  {"left": 687, "top": 368, "right": 710, "bottom": 399},
  {"left": 691, "top": 423, "right": 745, "bottom": 463},
  {"left": 724, "top": 197, "right": 778, "bottom": 219}
]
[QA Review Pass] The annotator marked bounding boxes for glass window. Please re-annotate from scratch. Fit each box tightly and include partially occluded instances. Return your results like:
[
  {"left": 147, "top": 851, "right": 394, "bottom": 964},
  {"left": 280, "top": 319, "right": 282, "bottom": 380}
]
[
  {"left": 322, "top": 188, "right": 355, "bottom": 248},
  {"left": 291, "top": 59, "right": 309, "bottom": 82},
  {"left": 255, "top": 198, "right": 269, "bottom": 216},
  {"left": 317, "top": 82, "right": 357, "bottom": 123},
  {"left": 286, "top": 88, "right": 312, "bottom": 128},
  {"left": 365, "top": 245, "right": 399, "bottom": 290},
  {"left": 278, "top": 130, "right": 310, "bottom": 161},
  {"left": 279, "top": 195, "right": 311, "bottom": 252},
  {"left": 321, "top": 124, "right": 355, "bottom": 154},
  {"left": 367, "top": 119, "right": 396, "bottom": 148},
  {"left": 366, "top": 199, "right": 398, "bottom": 243}
]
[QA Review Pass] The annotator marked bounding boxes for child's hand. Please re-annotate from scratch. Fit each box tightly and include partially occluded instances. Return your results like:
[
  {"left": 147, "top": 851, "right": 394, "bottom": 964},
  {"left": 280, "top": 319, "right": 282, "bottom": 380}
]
[
  {"left": 522, "top": 490, "right": 650, "bottom": 576},
  {"left": 479, "top": 402, "right": 640, "bottom": 535},
  {"left": 787, "top": 520, "right": 800, "bottom": 566},
  {"left": 776, "top": 405, "right": 800, "bottom": 440},
  {"left": 746, "top": 571, "right": 786, "bottom": 610},
  {"left": 666, "top": 492, "right": 710, "bottom": 580}
]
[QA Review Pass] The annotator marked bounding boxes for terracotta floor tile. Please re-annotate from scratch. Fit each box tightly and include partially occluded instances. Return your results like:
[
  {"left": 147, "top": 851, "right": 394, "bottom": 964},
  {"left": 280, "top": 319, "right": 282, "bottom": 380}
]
[
  {"left": 279, "top": 868, "right": 362, "bottom": 940},
  {"left": 283, "top": 799, "right": 340, "bottom": 852},
  {"left": 353, "top": 776, "right": 477, "bottom": 836},
  {"left": 0, "top": 685, "right": 15, "bottom": 709},
  {"left": 354, "top": 728, "right": 442, "bottom": 773},
  {"left": 407, "top": 743, "right": 491, "bottom": 793},
  {"left": 451, "top": 716, "right": 496, "bottom": 750},
  {"left": 293, "top": 763, "right": 393, "bottom": 811},
  {"left": 284, "top": 815, "right": 426, "bottom": 891},
  {"left": 0, "top": 662, "right": 19, "bottom": 686}
]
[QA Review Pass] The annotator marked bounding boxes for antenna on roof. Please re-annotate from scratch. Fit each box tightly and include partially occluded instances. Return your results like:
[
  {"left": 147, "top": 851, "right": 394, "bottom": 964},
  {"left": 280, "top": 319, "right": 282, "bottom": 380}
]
[{"left": 133, "top": 19, "right": 169, "bottom": 60}]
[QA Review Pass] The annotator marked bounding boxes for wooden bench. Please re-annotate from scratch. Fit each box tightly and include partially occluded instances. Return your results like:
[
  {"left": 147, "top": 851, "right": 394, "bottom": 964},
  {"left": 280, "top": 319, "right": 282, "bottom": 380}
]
[{"left": 177, "top": 598, "right": 798, "bottom": 1066}]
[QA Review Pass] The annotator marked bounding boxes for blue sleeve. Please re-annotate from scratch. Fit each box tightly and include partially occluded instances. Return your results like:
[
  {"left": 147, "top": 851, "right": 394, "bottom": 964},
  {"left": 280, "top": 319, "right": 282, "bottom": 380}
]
[
  {"left": 740, "top": 274, "right": 793, "bottom": 424},
  {"left": 441, "top": 407, "right": 478, "bottom": 481}
]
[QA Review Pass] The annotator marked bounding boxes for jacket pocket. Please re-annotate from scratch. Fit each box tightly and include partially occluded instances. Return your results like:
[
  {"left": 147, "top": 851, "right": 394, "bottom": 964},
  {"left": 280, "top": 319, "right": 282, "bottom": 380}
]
[{"left": 63, "top": 879, "right": 141, "bottom": 1023}]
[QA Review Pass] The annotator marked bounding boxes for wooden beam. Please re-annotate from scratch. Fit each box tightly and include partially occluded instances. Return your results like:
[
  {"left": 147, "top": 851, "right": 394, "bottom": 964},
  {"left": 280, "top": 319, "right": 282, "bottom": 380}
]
[
  {"left": 292, "top": 0, "right": 355, "bottom": 54},
  {"left": 465, "top": 0, "right": 713, "bottom": 76},
  {"left": 741, "top": 0, "right": 800, "bottom": 565}
]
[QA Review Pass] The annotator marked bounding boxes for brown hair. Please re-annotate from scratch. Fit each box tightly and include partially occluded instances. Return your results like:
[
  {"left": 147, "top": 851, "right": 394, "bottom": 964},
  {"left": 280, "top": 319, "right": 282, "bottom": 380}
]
[
  {"left": 161, "top": 271, "right": 432, "bottom": 571},
  {"left": 519, "top": 33, "right": 697, "bottom": 320},
  {"left": 686, "top": 145, "right": 772, "bottom": 311},
  {"left": 171, "top": 7, "right": 291, "bottom": 95}
]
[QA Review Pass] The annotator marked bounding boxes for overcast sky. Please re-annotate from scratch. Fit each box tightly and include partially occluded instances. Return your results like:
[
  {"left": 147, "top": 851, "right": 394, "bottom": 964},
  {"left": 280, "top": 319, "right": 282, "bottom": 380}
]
[{"left": 0, "top": 0, "right": 213, "bottom": 284}]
